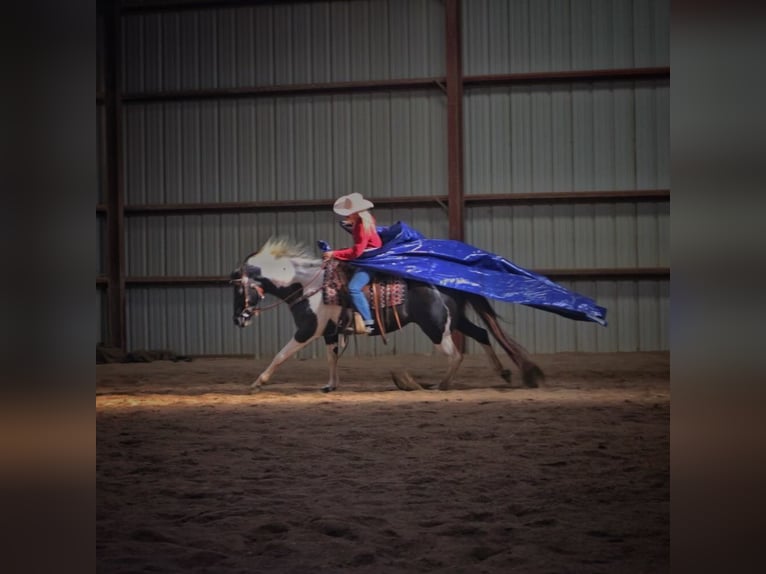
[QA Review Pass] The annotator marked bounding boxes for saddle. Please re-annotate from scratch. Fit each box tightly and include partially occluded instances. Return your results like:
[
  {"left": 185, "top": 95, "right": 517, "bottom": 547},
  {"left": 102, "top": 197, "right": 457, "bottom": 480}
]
[{"left": 322, "top": 260, "right": 407, "bottom": 342}]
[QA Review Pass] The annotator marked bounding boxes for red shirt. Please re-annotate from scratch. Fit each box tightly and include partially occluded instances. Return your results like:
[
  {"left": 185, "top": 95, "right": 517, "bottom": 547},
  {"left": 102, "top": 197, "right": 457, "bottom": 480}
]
[{"left": 333, "top": 217, "right": 382, "bottom": 261}]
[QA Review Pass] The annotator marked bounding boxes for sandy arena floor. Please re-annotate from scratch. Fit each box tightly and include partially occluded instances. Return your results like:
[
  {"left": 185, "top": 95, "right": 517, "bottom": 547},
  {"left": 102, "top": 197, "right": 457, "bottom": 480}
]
[{"left": 97, "top": 351, "right": 669, "bottom": 573}]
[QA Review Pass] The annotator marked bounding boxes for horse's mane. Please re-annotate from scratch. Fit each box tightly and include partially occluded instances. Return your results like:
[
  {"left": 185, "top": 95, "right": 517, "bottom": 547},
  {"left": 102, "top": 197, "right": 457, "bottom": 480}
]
[{"left": 255, "top": 236, "right": 320, "bottom": 266}]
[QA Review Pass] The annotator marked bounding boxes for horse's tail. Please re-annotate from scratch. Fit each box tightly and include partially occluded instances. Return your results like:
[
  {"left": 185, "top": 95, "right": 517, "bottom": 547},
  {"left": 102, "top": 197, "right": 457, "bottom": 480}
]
[{"left": 466, "top": 295, "right": 544, "bottom": 388}]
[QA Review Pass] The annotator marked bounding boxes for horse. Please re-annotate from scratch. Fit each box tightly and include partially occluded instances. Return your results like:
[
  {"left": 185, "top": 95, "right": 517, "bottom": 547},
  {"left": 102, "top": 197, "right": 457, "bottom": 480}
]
[{"left": 230, "top": 237, "right": 544, "bottom": 393}]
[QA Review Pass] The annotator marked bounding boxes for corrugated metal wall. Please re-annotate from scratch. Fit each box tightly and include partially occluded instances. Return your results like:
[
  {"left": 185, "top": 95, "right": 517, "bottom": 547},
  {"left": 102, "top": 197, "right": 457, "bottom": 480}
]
[
  {"left": 122, "top": 0, "right": 445, "bottom": 90},
  {"left": 123, "top": 93, "right": 446, "bottom": 204},
  {"left": 462, "top": 0, "right": 669, "bottom": 73},
  {"left": 460, "top": 0, "right": 669, "bottom": 353},
  {"left": 464, "top": 82, "right": 670, "bottom": 193},
  {"left": 108, "top": 0, "right": 669, "bottom": 358}
]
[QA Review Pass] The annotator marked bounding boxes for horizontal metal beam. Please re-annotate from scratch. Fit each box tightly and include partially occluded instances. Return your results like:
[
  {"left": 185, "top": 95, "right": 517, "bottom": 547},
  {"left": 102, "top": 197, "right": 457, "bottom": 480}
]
[
  {"left": 122, "top": 196, "right": 450, "bottom": 215},
  {"left": 466, "top": 190, "right": 670, "bottom": 205},
  {"left": 126, "top": 276, "right": 227, "bottom": 286},
  {"left": 539, "top": 268, "right": 670, "bottom": 281},
  {"left": 120, "top": 67, "right": 669, "bottom": 104},
  {"left": 123, "top": 78, "right": 444, "bottom": 103},
  {"left": 119, "top": 190, "right": 668, "bottom": 216},
  {"left": 112, "top": 267, "right": 669, "bottom": 287},
  {"left": 464, "top": 67, "right": 669, "bottom": 87},
  {"left": 122, "top": 0, "right": 309, "bottom": 14}
]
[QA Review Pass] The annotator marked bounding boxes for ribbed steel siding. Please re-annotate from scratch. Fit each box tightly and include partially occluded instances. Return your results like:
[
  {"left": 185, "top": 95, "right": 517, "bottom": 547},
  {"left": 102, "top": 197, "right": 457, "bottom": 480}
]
[
  {"left": 122, "top": 0, "right": 448, "bottom": 358},
  {"left": 122, "top": 0, "right": 444, "bottom": 92},
  {"left": 123, "top": 92, "right": 446, "bottom": 205},
  {"left": 461, "top": 0, "right": 670, "bottom": 354},
  {"left": 464, "top": 81, "right": 669, "bottom": 194},
  {"left": 463, "top": 0, "right": 670, "bottom": 74},
  {"left": 466, "top": 202, "right": 668, "bottom": 353}
]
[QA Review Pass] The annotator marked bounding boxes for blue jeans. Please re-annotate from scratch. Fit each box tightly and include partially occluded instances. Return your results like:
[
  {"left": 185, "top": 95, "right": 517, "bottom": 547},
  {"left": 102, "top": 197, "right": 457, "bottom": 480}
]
[{"left": 348, "top": 269, "right": 373, "bottom": 323}]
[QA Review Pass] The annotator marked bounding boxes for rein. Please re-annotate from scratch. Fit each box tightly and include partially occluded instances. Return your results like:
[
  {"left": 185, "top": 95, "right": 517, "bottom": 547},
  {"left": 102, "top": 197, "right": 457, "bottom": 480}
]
[{"left": 238, "top": 261, "right": 327, "bottom": 316}]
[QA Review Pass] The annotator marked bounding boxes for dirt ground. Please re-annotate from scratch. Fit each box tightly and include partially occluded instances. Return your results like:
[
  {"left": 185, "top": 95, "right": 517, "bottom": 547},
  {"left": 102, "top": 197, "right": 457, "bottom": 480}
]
[{"left": 97, "top": 351, "right": 669, "bottom": 573}]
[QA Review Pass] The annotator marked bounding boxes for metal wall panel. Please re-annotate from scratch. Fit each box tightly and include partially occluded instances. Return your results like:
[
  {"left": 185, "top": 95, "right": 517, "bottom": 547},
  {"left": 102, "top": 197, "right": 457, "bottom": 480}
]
[
  {"left": 127, "top": 286, "right": 261, "bottom": 356},
  {"left": 122, "top": 0, "right": 445, "bottom": 92},
  {"left": 119, "top": 0, "right": 669, "bottom": 357},
  {"left": 463, "top": 0, "right": 670, "bottom": 74},
  {"left": 466, "top": 201, "right": 668, "bottom": 270},
  {"left": 124, "top": 92, "right": 446, "bottom": 204},
  {"left": 464, "top": 81, "right": 669, "bottom": 195}
]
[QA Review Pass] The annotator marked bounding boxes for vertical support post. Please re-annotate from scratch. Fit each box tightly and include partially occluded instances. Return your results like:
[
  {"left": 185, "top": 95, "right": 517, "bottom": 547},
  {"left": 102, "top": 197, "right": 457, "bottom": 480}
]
[
  {"left": 445, "top": 0, "right": 465, "bottom": 352},
  {"left": 104, "top": 0, "right": 126, "bottom": 349},
  {"left": 445, "top": 0, "right": 464, "bottom": 242}
]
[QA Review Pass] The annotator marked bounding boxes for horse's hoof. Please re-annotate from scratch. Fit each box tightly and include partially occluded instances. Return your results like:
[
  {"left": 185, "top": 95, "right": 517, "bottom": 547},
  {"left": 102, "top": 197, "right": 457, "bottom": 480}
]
[
  {"left": 320, "top": 385, "right": 335, "bottom": 393},
  {"left": 522, "top": 366, "right": 544, "bottom": 388},
  {"left": 250, "top": 383, "right": 263, "bottom": 393},
  {"left": 391, "top": 371, "right": 423, "bottom": 391},
  {"left": 501, "top": 369, "right": 512, "bottom": 383}
]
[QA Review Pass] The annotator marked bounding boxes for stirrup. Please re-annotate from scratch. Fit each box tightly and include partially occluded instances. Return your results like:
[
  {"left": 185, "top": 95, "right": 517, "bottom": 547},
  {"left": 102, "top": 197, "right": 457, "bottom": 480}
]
[{"left": 353, "top": 312, "right": 369, "bottom": 335}]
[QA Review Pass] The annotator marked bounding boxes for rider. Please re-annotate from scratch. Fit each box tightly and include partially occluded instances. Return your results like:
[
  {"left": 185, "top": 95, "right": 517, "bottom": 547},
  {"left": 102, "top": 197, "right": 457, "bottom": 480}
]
[{"left": 322, "top": 192, "right": 383, "bottom": 334}]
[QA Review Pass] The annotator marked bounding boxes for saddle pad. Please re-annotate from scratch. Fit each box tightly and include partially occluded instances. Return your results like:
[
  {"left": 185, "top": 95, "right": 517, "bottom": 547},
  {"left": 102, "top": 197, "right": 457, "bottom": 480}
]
[{"left": 322, "top": 260, "right": 407, "bottom": 308}]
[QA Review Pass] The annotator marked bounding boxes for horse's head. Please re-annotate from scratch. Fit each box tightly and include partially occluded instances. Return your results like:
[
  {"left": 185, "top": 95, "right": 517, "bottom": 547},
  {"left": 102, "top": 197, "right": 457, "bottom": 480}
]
[
  {"left": 230, "top": 264, "right": 265, "bottom": 328},
  {"left": 230, "top": 239, "right": 313, "bottom": 327}
]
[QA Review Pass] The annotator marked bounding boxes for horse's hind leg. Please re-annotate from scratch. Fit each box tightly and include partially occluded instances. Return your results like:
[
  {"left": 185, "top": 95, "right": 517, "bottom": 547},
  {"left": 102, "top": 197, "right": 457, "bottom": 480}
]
[
  {"left": 456, "top": 316, "right": 511, "bottom": 383},
  {"left": 468, "top": 296, "right": 544, "bottom": 388},
  {"left": 435, "top": 318, "right": 463, "bottom": 390}
]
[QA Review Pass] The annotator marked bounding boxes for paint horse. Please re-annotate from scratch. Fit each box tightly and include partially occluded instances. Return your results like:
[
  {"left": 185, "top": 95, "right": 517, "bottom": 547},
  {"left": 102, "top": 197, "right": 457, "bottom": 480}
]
[{"left": 230, "top": 237, "right": 544, "bottom": 392}]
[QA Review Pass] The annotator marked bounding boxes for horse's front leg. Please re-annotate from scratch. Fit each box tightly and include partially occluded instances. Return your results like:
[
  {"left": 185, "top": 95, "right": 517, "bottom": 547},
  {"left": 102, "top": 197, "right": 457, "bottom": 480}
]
[
  {"left": 251, "top": 336, "right": 316, "bottom": 392},
  {"left": 321, "top": 335, "right": 340, "bottom": 393}
]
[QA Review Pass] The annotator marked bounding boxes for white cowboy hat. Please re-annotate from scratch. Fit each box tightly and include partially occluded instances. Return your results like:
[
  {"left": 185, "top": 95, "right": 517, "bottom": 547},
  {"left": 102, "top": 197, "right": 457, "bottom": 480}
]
[{"left": 333, "top": 192, "right": 375, "bottom": 216}]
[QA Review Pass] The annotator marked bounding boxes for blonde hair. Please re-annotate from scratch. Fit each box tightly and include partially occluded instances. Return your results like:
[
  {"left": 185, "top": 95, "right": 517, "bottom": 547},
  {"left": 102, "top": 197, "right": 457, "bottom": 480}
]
[{"left": 358, "top": 210, "right": 375, "bottom": 231}]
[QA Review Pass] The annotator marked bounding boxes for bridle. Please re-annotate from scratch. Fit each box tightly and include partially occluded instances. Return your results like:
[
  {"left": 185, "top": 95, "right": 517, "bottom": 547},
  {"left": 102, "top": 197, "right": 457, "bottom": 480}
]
[
  {"left": 230, "top": 270, "right": 266, "bottom": 321},
  {"left": 231, "top": 259, "right": 327, "bottom": 321}
]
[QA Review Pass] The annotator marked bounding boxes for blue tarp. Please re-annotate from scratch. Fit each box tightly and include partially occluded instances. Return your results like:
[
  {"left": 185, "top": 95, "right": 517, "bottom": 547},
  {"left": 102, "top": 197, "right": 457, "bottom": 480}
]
[{"left": 319, "top": 221, "right": 607, "bottom": 326}]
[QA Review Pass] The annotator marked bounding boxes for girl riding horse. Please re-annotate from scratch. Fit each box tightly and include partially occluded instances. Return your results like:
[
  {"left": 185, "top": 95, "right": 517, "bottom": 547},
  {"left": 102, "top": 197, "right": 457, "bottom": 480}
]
[{"left": 321, "top": 192, "right": 382, "bottom": 335}]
